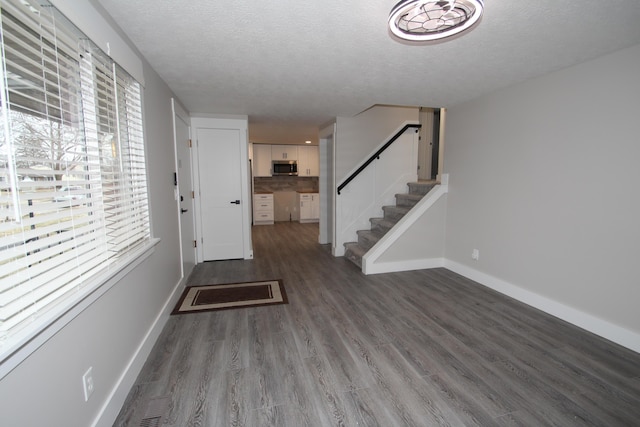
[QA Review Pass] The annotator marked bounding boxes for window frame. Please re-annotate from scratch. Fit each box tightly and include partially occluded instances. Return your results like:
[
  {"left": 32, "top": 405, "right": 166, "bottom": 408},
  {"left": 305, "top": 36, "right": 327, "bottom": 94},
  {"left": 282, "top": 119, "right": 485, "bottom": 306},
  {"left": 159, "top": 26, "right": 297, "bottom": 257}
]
[{"left": 0, "top": 0, "right": 157, "bottom": 376}]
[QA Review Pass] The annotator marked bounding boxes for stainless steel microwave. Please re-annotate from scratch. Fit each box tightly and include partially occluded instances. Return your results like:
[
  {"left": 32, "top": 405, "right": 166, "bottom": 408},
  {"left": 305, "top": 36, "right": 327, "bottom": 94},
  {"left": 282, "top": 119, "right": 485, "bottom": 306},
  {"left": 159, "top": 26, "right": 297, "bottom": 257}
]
[{"left": 272, "top": 160, "right": 298, "bottom": 176}]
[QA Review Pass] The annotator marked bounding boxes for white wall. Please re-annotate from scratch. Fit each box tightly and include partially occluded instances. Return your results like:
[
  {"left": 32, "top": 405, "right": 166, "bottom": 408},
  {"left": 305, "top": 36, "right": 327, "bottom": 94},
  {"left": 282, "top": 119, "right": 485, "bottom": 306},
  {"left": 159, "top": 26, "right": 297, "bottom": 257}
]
[
  {"left": 444, "top": 43, "right": 640, "bottom": 350},
  {"left": 334, "top": 127, "right": 419, "bottom": 256},
  {"left": 378, "top": 198, "right": 446, "bottom": 261},
  {"left": 333, "top": 106, "right": 420, "bottom": 256},
  {"left": 335, "top": 105, "right": 419, "bottom": 182},
  {"left": 0, "top": 16, "right": 184, "bottom": 427}
]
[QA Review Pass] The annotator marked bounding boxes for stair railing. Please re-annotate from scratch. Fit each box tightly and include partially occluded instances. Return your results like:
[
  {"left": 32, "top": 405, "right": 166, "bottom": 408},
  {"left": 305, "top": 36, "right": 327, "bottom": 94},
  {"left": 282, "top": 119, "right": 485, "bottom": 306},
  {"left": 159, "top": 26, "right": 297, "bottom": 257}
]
[{"left": 337, "top": 123, "right": 421, "bottom": 195}]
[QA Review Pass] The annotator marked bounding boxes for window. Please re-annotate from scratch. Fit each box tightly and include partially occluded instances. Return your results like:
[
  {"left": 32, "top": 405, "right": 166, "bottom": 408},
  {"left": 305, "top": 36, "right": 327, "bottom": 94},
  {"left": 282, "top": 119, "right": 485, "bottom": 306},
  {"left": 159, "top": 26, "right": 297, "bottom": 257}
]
[{"left": 0, "top": 0, "right": 151, "bottom": 359}]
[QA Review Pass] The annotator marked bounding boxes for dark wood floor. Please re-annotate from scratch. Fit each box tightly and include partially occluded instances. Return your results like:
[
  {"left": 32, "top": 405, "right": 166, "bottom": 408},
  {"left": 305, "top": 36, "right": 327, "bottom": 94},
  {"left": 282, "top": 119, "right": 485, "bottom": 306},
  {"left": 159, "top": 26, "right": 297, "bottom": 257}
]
[{"left": 115, "top": 222, "right": 640, "bottom": 426}]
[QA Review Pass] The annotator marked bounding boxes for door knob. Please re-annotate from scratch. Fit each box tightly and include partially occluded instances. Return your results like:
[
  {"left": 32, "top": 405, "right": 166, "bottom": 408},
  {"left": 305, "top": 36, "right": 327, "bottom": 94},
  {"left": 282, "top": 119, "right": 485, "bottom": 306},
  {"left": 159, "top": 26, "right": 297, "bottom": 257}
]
[
  {"left": 230, "top": 200, "right": 240, "bottom": 205},
  {"left": 181, "top": 208, "right": 188, "bottom": 213}
]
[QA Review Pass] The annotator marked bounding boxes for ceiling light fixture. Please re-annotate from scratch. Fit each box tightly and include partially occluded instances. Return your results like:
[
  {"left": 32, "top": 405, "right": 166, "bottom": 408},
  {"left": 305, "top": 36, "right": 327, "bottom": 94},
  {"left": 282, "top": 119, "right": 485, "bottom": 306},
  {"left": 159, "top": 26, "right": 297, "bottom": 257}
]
[
  {"left": 305, "top": 140, "right": 312, "bottom": 144},
  {"left": 388, "top": 0, "right": 484, "bottom": 42}
]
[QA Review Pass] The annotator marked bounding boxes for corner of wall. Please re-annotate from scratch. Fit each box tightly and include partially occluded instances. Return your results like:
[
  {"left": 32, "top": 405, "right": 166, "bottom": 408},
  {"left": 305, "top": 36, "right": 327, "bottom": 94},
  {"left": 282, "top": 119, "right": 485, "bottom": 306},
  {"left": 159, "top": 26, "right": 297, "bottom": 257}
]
[{"left": 443, "top": 259, "right": 640, "bottom": 353}]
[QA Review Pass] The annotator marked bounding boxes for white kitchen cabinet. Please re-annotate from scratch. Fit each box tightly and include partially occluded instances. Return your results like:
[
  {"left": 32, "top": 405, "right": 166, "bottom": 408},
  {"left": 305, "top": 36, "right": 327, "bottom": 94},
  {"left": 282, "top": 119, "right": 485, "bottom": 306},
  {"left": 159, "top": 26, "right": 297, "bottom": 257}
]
[
  {"left": 297, "top": 145, "right": 319, "bottom": 177},
  {"left": 298, "top": 192, "right": 319, "bottom": 223},
  {"left": 253, "top": 144, "right": 272, "bottom": 177},
  {"left": 271, "top": 145, "right": 298, "bottom": 161},
  {"left": 253, "top": 193, "right": 274, "bottom": 225}
]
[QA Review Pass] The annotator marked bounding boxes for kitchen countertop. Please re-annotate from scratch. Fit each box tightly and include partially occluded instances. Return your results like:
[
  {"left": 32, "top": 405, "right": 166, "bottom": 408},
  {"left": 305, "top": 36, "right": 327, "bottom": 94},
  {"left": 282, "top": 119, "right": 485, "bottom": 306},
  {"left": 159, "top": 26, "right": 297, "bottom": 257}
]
[
  {"left": 254, "top": 191, "right": 274, "bottom": 194},
  {"left": 296, "top": 190, "right": 319, "bottom": 193}
]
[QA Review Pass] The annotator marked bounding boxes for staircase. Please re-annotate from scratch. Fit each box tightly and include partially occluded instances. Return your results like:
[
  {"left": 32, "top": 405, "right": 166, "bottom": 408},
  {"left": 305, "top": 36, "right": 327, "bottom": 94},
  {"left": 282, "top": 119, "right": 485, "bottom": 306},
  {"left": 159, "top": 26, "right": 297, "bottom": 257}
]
[{"left": 343, "top": 180, "right": 437, "bottom": 269}]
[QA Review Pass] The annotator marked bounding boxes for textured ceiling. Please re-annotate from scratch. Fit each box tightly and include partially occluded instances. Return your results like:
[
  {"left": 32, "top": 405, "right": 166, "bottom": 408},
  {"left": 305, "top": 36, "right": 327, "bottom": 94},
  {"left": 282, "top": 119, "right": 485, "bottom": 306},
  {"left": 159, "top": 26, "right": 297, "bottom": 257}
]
[{"left": 97, "top": 0, "right": 640, "bottom": 140}]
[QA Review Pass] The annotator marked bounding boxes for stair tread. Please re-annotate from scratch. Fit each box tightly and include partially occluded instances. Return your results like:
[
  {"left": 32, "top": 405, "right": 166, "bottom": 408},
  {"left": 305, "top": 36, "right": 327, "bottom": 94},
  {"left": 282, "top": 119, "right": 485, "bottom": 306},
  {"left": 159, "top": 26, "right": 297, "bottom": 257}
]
[
  {"left": 344, "top": 242, "right": 367, "bottom": 268},
  {"left": 382, "top": 207, "right": 409, "bottom": 222},
  {"left": 395, "top": 193, "right": 424, "bottom": 207},
  {"left": 370, "top": 218, "right": 397, "bottom": 231},
  {"left": 356, "top": 229, "right": 383, "bottom": 250},
  {"left": 370, "top": 217, "right": 395, "bottom": 225},
  {"left": 357, "top": 229, "right": 383, "bottom": 238},
  {"left": 407, "top": 181, "right": 437, "bottom": 196},
  {"left": 344, "top": 180, "right": 439, "bottom": 272},
  {"left": 382, "top": 205, "right": 411, "bottom": 215},
  {"left": 408, "top": 180, "right": 437, "bottom": 185},
  {"left": 344, "top": 241, "right": 366, "bottom": 251},
  {"left": 396, "top": 193, "right": 424, "bottom": 200}
]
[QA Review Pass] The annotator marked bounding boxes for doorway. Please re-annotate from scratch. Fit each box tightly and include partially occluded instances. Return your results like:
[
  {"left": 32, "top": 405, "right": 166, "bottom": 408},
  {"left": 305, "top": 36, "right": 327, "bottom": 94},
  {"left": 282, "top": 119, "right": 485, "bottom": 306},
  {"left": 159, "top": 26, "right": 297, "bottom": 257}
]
[
  {"left": 197, "top": 128, "right": 245, "bottom": 260},
  {"left": 418, "top": 107, "right": 442, "bottom": 181},
  {"left": 192, "top": 117, "right": 252, "bottom": 262}
]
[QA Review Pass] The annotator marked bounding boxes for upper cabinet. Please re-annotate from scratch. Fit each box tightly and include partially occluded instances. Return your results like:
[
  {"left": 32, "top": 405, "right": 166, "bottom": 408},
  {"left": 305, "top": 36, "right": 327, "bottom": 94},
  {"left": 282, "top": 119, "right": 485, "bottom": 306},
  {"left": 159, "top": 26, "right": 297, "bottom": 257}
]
[
  {"left": 253, "top": 144, "right": 319, "bottom": 177},
  {"left": 271, "top": 145, "right": 298, "bottom": 161},
  {"left": 253, "top": 144, "right": 272, "bottom": 177},
  {"left": 298, "top": 145, "right": 319, "bottom": 177}
]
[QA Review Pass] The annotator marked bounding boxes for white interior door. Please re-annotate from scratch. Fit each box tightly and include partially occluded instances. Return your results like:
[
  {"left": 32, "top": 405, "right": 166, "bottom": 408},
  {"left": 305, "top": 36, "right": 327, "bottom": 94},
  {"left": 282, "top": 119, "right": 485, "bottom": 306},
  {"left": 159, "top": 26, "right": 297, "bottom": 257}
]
[
  {"left": 173, "top": 100, "right": 196, "bottom": 276},
  {"left": 197, "top": 127, "right": 245, "bottom": 260}
]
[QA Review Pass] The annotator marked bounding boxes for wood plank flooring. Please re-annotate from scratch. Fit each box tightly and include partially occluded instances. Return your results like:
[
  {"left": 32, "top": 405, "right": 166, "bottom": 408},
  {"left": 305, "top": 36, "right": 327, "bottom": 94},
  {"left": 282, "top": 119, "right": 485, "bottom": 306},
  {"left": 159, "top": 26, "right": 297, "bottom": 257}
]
[{"left": 114, "top": 222, "right": 640, "bottom": 426}]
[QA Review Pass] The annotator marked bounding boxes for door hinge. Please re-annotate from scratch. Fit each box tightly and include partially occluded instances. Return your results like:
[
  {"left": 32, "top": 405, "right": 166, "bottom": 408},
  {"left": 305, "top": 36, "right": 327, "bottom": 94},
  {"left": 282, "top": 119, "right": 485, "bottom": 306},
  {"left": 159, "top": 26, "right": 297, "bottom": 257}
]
[
  {"left": 191, "top": 191, "right": 195, "bottom": 199},
  {"left": 193, "top": 240, "right": 197, "bottom": 248},
  {"left": 188, "top": 139, "right": 192, "bottom": 148}
]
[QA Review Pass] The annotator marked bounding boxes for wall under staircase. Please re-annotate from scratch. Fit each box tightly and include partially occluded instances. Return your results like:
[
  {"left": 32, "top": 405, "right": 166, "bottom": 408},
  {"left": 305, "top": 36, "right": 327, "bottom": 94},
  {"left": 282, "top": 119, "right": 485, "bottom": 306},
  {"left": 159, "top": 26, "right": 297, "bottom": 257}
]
[{"left": 344, "top": 179, "right": 448, "bottom": 274}]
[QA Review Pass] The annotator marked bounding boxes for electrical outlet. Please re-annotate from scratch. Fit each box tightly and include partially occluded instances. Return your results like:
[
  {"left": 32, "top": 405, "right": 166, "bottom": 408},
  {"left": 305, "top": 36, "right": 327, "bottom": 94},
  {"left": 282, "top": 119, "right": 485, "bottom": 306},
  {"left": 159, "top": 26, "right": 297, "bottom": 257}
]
[
  {"left": 471, "top": 249, "right": 480, "bottom": 260},
  {"left": 82, "top": 367, "right": 94, "bottom": 401}
]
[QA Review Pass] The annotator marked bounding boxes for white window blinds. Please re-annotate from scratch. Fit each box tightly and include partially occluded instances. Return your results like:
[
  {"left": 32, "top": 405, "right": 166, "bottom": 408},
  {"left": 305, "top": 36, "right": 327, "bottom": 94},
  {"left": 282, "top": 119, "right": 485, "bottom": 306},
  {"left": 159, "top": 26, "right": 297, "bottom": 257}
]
[{"left": 0, "top": 0, "right": 150, "bottom": 356}]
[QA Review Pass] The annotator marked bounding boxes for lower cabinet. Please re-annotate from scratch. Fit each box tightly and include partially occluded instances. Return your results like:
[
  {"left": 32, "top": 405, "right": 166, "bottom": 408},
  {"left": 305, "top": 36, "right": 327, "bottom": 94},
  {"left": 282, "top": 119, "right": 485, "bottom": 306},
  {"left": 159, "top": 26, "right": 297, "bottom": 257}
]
[
  {"left": 298, "top": 193, "right": 319, "bottom": 223},
  {"left": 253, "top": 193, "right": 274, "bottom": 225}
]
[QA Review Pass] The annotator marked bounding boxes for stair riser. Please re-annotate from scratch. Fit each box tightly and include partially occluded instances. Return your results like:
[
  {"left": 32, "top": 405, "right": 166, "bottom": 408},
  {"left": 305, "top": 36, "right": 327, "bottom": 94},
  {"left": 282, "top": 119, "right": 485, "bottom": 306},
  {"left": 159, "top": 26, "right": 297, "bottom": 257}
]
[
  {"left": 370, "top": 219, "right": 393, "bottom": 235},
  {"left": 358, "top": 234, "right": 379, "bottom": 250},
  {"left": 383, "top": 208, "right": 408, "bottom": 222},
  {"left": 395, "top": 196, "right": 420, "bottom": 207},
  {"left": 371, "top": 224, "right": 391, "bottom": 235},
  {"left": 344, "top": 181, "right": 435, "bottom": 271},
  {"left": 408, "top": 183, "right": 436, "bottom": 196},
  {"left": 344, "top": 248, "right": 362, "bottom": 268}
]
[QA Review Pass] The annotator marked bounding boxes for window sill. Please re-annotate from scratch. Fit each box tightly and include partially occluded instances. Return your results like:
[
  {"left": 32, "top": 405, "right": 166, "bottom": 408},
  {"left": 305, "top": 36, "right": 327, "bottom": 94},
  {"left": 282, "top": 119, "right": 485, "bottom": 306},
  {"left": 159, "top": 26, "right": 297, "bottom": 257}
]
[{"left": 0, "top": 238, "right": 161, "bottom": 380}]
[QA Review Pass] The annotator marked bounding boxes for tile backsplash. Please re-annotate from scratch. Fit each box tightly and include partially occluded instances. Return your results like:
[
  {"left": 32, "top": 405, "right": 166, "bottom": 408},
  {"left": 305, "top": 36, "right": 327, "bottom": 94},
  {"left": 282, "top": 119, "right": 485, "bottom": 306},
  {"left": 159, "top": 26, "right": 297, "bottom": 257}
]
[{"left": 254, "top": 176, "right": 318, "bottom": 193}]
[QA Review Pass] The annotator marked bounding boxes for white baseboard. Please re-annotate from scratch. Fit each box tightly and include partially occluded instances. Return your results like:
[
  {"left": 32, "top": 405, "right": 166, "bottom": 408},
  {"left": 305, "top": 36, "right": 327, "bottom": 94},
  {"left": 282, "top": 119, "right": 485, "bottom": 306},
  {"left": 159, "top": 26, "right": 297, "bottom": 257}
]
[
  {"left": 444, "top": 260, "right": 640, "bottom": 354},
  {"left": 364, "top": 257, "right": 445, "bottom": 275},
  {"left": 93, "top": 275, "right": 187, "bottom": 427}
]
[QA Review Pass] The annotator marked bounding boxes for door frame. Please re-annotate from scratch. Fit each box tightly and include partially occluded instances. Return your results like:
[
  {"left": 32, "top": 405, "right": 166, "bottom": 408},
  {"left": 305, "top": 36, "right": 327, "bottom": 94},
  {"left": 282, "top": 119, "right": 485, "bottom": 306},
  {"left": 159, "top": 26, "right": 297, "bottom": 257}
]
[
  {"left": 191, "top": 116, "right": 253, "bottom": 262},
  {"left": 319, "top": 122, "right": 336, "bottom": 249},
  {"left": 171, "top": 98, "right": 195, "bottom": 278},
  {"left": 418, "top": 107, "right": 434, "bottom": 180}
]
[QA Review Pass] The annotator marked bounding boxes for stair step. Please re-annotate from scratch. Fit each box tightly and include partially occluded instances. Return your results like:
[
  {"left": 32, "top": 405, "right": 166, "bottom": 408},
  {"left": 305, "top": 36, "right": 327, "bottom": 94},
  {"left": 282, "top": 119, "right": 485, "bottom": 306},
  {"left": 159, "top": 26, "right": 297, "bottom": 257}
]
[
  {"left": 370, "top": 218, "right": 396, "bottom": 235},
  {"left": 382, "top": 205, "right": 411, "bottom": 222},
  {"left": 395, "top": 193, "right": 424, "bottom": 207},
  {"left": 408, "top": 181, "right": 437, "bottom": 196},
  {"left": 343, "top": 242, "right": 366, "bottom": 268},
  {"left": 345, "top": 180, "right": 437, "bottom": 272},
  {"left": 357, "top": 229, "right": 383, "bottom": 250}
]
